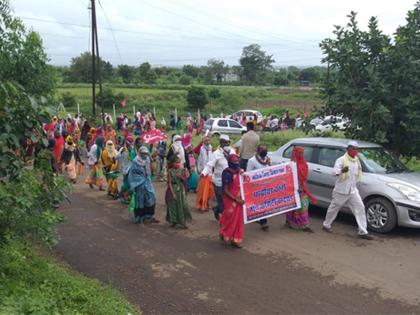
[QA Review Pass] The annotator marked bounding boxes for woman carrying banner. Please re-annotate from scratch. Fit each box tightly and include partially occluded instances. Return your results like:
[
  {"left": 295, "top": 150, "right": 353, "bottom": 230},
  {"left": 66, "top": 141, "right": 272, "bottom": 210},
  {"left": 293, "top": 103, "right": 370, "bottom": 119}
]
[
  {"left": 219, "top": 153, "right": 245, "bottom": 248},
  {"left": 286, "top": 146, "right": 317, "bottom": 232}
]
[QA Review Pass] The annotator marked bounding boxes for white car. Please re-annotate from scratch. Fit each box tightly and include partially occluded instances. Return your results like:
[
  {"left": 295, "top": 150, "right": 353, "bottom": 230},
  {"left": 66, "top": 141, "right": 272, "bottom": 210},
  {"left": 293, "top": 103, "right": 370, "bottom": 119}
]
[
  {"left": 315, "top": 116, "right": 350, "bottom": 132},
  {"left": 229, "top": 110, "right": 263, "bottom": 124},
  {"left": 204, "top": 118, "right": 247, "bottom": 136}
]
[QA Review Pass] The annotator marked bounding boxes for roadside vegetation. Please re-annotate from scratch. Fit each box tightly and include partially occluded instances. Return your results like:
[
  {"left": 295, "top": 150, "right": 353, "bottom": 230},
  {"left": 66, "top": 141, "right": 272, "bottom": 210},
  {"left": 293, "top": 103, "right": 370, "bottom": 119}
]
[{"left": 0, "top": 2, "right": 137, "bottom": 313}]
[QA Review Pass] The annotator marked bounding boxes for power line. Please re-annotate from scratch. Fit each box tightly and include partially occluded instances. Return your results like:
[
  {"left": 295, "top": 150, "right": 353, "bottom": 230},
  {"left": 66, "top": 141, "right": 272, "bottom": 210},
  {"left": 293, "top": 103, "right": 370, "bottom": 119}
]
[{"left": 97, "top": 0, "right": 123, "bottom": 64}]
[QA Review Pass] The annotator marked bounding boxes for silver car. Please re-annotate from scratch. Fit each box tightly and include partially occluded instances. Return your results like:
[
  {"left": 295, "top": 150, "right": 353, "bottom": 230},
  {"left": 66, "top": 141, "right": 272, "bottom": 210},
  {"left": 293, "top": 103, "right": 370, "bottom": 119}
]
[
  {"left": 204, "top": 118, "right": 247, "bottom": 136},
  {"left": 269, "top": 137, "right": 420, "bottom": 233}
]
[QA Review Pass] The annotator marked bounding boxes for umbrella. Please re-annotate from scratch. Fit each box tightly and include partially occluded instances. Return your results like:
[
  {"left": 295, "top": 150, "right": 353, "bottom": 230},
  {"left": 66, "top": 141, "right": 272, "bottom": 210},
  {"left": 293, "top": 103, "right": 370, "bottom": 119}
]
[{"left": 140, "top": 129, "right": 168, "bottom": 144}]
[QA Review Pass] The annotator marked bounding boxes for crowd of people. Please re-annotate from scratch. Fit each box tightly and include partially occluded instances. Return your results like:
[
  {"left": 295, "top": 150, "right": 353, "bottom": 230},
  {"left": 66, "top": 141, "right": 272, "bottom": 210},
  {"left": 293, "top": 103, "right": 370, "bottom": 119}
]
[{"left": 37, "top": 109, "right": 373, "bottom": 251}]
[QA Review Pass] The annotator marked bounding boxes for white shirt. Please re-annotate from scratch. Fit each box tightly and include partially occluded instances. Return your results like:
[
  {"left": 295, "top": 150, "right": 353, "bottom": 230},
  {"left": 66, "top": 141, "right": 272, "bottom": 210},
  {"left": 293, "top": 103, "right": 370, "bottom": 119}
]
[
  {"left": 202, "top": 147, "right": 231, "bottom": 187},
  {"left": 246, "top": 156, "right": 270, "bottom": 172},
  {"left": 197, "top": 144, "right": 213, "bottom": 174},
  {"left": 333, "top": 155, "right": 362, "bottom": 195},
  {"left": 270, "top": 118, "right": 279, "bottom": 128},
  {"left": 87, "top": 144, "right": 99, "bottom": 166}
]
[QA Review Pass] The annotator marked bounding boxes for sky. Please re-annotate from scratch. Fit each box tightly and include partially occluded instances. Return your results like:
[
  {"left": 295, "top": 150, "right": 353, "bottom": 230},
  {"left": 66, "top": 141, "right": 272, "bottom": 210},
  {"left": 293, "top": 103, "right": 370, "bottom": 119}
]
[{"left": 11, "top": 0, "right": 416, "bottom": 67}]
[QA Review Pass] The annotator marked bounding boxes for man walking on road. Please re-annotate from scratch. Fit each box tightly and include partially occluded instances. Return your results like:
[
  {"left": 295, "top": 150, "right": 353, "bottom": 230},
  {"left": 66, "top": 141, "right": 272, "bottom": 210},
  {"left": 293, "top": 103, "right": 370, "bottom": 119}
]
[
  {"left": 239, "top": 122, "right": 260, "bottom": 170},
  {"left": 202, "top": 134, "right": 232, "bottom": 221},
  {"left": 322, "top": 141, "right": 373, "bottom": 240}
]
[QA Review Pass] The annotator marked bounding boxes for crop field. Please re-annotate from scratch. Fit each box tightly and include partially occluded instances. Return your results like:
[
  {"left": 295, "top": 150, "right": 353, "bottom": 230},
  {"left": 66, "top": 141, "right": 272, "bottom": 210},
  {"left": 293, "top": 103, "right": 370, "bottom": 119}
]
[{"left": 57, "top": 84, "right": 322, "bottom": 118}]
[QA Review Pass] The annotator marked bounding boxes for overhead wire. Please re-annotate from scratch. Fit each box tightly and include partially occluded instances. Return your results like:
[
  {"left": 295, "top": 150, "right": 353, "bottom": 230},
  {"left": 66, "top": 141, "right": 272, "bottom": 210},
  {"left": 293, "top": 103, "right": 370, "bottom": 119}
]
[{"left": 97, "top": 0, "right": 123, "bottom": 64}]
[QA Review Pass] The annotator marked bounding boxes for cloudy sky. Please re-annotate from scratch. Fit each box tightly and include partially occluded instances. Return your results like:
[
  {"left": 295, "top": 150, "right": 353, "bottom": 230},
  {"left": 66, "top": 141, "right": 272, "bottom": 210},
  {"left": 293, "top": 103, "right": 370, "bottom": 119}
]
[{"left": 11, "top": 0, "right": 416, "bottom": 67}]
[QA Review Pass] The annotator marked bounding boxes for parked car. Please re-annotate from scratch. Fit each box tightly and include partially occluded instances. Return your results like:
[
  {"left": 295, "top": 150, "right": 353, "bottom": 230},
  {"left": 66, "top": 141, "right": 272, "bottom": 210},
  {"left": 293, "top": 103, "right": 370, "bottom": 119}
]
[
  {"left": 315, "top": 116, "right": 350, "bottom": 132},
  {"left": 204, "top": 118, "right": 247, "bottom": 136},
  {"left": 229, "top": 110, "right": 263, "bottom": 124},
  {"left": 269, "top": 137, "right": 420, "bottom": 233}
]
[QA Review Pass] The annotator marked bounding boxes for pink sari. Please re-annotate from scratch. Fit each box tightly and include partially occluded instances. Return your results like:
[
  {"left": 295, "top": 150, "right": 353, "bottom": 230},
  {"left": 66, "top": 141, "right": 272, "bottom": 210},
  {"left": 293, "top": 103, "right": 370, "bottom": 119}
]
[{"left": 219, "top": 172, "right": 244, "bottom": 244}]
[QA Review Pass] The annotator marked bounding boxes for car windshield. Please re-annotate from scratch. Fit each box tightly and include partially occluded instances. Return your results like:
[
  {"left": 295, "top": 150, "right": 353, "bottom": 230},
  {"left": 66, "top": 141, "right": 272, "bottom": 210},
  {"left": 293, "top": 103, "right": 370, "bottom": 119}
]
[{"left": 358, "top": 147, "right": 408, "bottom": 174}]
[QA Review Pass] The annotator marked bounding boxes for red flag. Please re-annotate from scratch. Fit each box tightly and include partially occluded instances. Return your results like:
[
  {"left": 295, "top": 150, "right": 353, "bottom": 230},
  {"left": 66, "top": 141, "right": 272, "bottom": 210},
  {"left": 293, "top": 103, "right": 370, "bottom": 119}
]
[
  {"left": 121, "top": 98, "right": 126, "bottom": 108},
  {"left": 140, "top": 129, "right": 168, "bottom": 144}
]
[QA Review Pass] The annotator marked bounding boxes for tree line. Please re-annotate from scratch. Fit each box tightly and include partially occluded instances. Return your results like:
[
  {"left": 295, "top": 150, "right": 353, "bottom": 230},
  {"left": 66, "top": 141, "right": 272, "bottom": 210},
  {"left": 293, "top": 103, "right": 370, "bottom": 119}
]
[{"left": 53, "top": 44, "right": 327, "bottom": 86}]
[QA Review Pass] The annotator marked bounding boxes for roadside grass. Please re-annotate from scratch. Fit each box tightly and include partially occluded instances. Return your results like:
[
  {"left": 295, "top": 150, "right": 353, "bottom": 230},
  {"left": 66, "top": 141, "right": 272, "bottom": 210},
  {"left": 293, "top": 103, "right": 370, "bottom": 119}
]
[{"left": 0, "top": 240, "right": 138, "bottom": 315}]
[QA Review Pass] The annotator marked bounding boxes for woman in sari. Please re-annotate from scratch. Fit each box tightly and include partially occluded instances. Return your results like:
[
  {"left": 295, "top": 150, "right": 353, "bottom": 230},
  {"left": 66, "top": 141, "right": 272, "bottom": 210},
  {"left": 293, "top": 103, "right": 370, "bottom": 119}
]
[
  {"left": 285, "top": 146, "right": 317, "bottom": 232},
  {"left": 196, "top": 136, "right": 214, "bottom": 212},
  {"left": 166, "top": 156, "right": 192, "bottom": 229},
  {"left": 128, "top": 146, "right": 159, "bottom": 224},
  {"left": 219, "top": 154, "right": 245, "bottom": 248},
  {"left": 85, "top": 135, "right": 105, "bottom": 190},
  {"left": 105, "top": 124, "right": 117, "bottom": 145},
  {"left": 185, "top": 144, "right": 198, "bottom": 192},
  {"left": 101, "top": 140, "right": 119, "bottom": 198},
  {"left": 53, "top": 130, "right": 65, "bottom": 172},
  {"left": 61, "top": 136, "right": 83, "bottom": 183},
  {"left": 116, "top": 135, "right": 135, "bottom": 204}
]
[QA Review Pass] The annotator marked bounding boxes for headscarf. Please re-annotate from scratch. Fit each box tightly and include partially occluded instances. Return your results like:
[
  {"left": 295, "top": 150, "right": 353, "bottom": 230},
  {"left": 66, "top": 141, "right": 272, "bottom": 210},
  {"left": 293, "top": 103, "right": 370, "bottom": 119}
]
[
  {"left": 227, "top": 153, "right": 240, "bottom": 174},
  {"left": 65, "top": 135, "right": 75, "bottom": 151},
  {"left": 125, "top": 135, "right": 134, "bottom": 152},
  {"left": 222, "top": 154, "right": 241, "bottom": 189},
  {"left": 105, "top": 140, "right": 116, "bottom": 159},
  {"left": 96, "top": 136, "right": 104, "bottom": 160},
  {"left": 133, "top": 146, "right": 152, "bottom": 177},
  {"left": 182, "top": 133, "right": 192, "bottom": 148},
  {"left": 291, "top": 146, "right": 317, "bottom": 203}
]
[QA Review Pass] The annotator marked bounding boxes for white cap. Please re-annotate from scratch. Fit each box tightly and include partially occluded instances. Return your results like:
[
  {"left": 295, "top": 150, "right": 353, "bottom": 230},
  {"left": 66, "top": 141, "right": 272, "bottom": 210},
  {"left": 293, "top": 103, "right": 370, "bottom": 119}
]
[
  {"left": 347, "top": 140, "right": 359, "bottom": 148},
  {"left": 220, "top": 134, "right": 230, "bottom": 141},
  {"left": 173, "top": 135, "right": 182, "bottom": 142}
]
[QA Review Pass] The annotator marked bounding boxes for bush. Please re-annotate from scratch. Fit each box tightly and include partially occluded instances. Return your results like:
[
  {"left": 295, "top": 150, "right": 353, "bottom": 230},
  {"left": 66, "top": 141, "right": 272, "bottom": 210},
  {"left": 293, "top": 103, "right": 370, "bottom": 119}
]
[
  {"left": 0, "top": 241, "right": 137, "bottom": 314},
  {"left": 186, "top": 86, "right": 208, "bottom": 110},
  {"left": 60, "top": 92, "right": 77, "bottom": 108}
]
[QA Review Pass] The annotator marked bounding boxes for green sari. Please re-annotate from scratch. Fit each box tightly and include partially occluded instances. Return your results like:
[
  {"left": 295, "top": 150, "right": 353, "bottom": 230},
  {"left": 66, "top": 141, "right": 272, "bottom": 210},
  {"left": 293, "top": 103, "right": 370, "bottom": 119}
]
[{"left": 166, "top": 168, "right": 192, "bottom": 226}]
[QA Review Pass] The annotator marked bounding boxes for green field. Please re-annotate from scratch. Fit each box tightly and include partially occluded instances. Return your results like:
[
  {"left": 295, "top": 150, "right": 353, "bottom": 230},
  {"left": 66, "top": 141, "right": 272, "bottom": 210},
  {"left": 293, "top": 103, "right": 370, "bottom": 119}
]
[{"left": 57, "top": 84, "right": 322, "bottom": 119}]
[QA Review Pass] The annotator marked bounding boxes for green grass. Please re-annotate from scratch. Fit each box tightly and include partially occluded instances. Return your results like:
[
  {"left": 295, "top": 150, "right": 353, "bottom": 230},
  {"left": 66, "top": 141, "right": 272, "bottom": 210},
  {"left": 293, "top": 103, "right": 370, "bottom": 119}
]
[{"left": 0, "top": 241, "right": 138, "bottom": 315}]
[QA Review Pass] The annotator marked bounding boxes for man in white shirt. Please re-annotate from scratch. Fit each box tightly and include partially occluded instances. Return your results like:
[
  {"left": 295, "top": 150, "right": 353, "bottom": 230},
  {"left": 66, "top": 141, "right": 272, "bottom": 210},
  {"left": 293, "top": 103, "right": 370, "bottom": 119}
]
[
  {"left": 247, "top": 144, "right": 271, "bottom": 231},
  {"left": 322, "top": 141, "right": 373, "bottom": 240},
  {"left": 202, "top": 134, "right": 231, "bottom": 221}
]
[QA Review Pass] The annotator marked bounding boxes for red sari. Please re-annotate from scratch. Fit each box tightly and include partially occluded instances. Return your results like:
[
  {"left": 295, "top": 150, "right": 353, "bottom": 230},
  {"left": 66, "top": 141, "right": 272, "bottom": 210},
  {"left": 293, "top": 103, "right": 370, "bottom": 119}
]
[{"left": 219, "top": 171, "right": 244, "bottom": 244}]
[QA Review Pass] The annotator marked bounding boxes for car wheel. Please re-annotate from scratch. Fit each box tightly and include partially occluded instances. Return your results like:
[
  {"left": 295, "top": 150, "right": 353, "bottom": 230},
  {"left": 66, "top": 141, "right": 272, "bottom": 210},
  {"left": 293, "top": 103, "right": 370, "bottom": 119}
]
[
  {"left": 211, "top": 132, "right": 220, "bottom": 138},
  {"left": 365, "top": 197, "right": 397, "bottom": 233}
]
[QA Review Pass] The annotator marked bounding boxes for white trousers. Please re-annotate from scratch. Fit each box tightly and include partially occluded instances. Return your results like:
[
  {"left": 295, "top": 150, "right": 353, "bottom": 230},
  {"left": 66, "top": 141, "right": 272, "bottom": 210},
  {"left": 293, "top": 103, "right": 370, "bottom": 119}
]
[{"left": 323, "top": 190, "right": 368, "bottom": 235}]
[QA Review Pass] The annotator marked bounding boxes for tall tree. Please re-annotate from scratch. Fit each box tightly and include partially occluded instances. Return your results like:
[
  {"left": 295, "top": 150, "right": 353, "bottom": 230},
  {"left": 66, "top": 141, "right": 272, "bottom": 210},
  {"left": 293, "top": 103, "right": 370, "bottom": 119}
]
[
  {"left": 320, "top": 7, "right": 420, "bottom": 156},
  {"left": 116, "top": 64, "right": 136, "bottom": 83},
  {"left": 207, "top": 58, "right": 228, "bottom": 83},
  {"left": 239, "top": 44, "right": 274, "bottom": 85},
  {"left": 66, "top": 52, "right": 113, "bottom": 83}
]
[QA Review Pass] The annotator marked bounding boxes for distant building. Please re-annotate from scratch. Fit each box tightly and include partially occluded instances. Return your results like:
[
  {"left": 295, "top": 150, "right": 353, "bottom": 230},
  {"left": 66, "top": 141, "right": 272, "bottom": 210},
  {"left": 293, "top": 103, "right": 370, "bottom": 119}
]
[{"left": 224, "top": 71, "right": 239, "bottom": 82}]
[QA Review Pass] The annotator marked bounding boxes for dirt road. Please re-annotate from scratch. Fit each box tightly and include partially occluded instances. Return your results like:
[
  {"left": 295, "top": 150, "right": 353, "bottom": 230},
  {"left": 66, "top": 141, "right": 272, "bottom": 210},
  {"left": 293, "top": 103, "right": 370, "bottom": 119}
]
[{"left": 56, "top": 180, "right": 420, "bottom": 314}]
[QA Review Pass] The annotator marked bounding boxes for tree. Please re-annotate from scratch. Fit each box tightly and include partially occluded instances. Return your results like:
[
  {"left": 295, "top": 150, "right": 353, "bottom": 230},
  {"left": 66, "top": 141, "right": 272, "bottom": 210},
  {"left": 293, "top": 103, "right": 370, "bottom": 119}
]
[
  {"left": 187, "top": 86, "right": 208, "bottom": 110},
  {"left": 116, "top": 64, "right": 136, "bottom": 83},
  {"left": 66, "top": 52, "right": 113, "bottom": 83},
  {"left": 207, "top": 59, "right": 228, "bottom": 83},
  {"left": 0, "top": 1, "right": 67, "bottom": 244},
  {"left": 179, "top": 75, "right": 192, "bottom": 85},
  {"left": 239, "top": 44, "right": 275, "bottom": 85},
  {"left": 182, "top": 64, "right": 200, "bottom": 78},
  {"left": 138, "top": 62, "right": 157, "bottom": 84},
  {"left": 320, "top": 7, "right": 420, "bottom": 157},
  {"left": 0, "top": 5, "right": 55, "bottom": 97}
]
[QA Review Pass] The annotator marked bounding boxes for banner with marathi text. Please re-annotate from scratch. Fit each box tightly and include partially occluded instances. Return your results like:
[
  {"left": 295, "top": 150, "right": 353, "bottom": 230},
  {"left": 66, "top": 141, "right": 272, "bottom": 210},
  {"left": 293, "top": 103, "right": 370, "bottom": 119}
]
[{"left": 240, "top": 162, "right": 301, "bottom": 224}]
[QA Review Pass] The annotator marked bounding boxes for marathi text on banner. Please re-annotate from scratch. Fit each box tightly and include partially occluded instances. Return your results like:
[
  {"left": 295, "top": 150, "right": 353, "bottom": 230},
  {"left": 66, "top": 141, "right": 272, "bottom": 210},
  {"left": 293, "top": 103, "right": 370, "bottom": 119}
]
[{"left": 240, "top": 162, "right": 301, "bottom": 224}]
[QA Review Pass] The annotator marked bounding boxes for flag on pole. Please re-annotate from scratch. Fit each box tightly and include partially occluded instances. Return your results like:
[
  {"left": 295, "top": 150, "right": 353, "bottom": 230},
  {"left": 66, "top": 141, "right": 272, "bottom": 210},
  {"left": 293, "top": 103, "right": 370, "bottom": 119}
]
[{"left": 121, "top": 98, "right": 126, "bottom": 108}]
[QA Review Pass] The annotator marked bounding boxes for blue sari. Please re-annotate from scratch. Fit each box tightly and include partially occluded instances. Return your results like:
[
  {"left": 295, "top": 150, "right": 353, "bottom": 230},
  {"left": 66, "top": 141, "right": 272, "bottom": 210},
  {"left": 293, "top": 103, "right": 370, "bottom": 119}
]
[{"left": 127, "top": 157, "right": 156, "bottom": 223}]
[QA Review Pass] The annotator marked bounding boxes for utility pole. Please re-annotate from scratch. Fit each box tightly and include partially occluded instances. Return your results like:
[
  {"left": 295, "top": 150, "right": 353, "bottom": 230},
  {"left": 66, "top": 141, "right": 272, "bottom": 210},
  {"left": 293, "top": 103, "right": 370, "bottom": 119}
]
[
  {"left": 90, "top": 0, "right": 96, "bottom": 116},
  {"left": 91, "top": 0, "right": 105, "bottom": 126}
]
